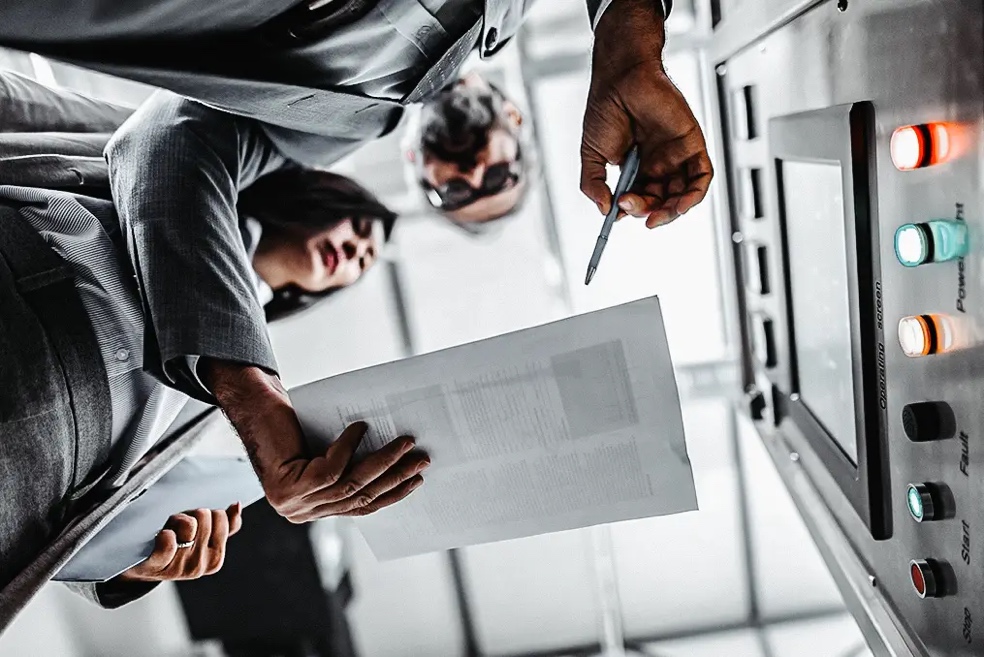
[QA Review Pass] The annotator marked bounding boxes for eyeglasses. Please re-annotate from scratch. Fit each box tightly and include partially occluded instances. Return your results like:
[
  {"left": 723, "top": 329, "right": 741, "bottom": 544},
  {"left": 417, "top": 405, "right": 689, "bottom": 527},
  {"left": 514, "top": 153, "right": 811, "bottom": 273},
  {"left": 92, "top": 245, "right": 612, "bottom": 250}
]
[{"left": 422, "top": 146, "right": 523, "bottom": 212}]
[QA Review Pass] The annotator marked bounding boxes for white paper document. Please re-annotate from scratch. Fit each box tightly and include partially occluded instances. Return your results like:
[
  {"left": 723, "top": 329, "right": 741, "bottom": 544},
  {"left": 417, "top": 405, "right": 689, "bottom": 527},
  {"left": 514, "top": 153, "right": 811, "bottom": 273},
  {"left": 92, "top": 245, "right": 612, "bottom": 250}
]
[{"left": 290, "top": 296, "right": 697, "bottom": 560}]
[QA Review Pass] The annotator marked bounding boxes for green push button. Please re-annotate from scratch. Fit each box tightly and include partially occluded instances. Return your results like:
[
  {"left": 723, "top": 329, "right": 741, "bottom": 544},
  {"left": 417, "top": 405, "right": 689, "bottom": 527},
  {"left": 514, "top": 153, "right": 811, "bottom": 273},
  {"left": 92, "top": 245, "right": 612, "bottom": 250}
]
[{"left": 906, "top": 483, "right": 939, "bottom": 523}]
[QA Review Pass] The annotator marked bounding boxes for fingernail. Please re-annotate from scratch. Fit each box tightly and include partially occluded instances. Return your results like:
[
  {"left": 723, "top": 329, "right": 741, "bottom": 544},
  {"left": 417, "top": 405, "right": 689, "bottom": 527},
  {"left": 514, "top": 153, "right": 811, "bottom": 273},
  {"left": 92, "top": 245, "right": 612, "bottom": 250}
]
[
  {"left": 402, "top": 437, "right": 416, "bottom": 451},
  {"left": 410, "top": 476, "right": 424, "bottom": 490},
  {"left": 414, "top": 459, "right": 431, "bottom": 474},
  {"left": 618, "top": 199, "right": 632, "bottom": 211}
]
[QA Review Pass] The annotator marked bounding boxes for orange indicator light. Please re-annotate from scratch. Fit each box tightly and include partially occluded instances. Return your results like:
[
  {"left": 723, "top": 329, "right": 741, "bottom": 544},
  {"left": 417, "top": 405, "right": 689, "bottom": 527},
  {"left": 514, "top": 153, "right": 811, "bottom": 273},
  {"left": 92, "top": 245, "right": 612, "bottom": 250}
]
[
  {"left": 891, "top": 123, "right": 950, "bottom": 170},
  {"left": 898, "top": 314, "right": 956, "bottom": 357}
]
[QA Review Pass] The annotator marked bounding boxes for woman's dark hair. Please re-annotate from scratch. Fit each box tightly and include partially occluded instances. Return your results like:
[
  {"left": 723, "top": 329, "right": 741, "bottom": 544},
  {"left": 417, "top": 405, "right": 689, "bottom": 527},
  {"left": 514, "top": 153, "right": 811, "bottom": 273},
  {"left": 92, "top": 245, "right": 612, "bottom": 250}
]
[{"left": 237, "top": 167, "right": 398, "bottom": 323}]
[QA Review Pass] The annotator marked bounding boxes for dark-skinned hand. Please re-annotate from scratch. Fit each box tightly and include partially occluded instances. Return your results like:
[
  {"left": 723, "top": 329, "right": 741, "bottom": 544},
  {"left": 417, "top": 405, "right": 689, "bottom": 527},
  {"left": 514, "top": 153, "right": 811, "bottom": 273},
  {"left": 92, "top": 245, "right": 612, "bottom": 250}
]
[
  {"left": 204, "top": 361, "right": 429, "bottom": 524},
  {"left": 581, "top": 0, "right": 713, "bottom": 228}
]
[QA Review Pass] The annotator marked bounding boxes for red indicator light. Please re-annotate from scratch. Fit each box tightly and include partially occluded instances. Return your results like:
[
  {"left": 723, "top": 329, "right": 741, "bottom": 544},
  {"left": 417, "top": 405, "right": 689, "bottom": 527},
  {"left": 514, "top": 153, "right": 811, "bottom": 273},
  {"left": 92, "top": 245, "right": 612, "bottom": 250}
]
[{"left": 891, "top": 123, "right": 950, "bottom": 170}]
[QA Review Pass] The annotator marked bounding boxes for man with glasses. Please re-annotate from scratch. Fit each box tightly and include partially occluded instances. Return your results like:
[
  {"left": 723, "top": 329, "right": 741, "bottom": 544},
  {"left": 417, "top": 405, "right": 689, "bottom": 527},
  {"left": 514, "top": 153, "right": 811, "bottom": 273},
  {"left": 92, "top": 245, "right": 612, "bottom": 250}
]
[{"left": 410, "top": 72, "right": 530, "bottom": 227}]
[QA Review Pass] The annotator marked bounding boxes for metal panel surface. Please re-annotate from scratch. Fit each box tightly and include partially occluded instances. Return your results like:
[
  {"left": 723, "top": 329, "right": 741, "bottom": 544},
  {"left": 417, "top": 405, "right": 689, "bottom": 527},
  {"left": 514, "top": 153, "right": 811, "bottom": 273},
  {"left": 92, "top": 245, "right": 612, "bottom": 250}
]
[{"left": 717, "top": 0, "right": 984, "bottom": 655}]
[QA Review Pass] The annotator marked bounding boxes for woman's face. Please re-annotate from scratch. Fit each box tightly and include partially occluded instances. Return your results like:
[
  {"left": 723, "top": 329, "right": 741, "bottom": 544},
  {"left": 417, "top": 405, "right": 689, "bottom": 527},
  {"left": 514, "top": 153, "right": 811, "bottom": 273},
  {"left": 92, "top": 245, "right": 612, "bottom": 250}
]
[{"left": 262, "top": 217, "right": 382, "bottom": 293}]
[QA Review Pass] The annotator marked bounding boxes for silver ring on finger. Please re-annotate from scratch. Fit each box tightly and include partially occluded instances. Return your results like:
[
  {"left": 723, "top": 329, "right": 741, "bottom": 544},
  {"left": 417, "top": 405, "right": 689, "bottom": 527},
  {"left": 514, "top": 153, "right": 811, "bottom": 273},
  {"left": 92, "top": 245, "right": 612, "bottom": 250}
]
[{"left": 176, "top": 540, "right": 195, "bottom": 549}]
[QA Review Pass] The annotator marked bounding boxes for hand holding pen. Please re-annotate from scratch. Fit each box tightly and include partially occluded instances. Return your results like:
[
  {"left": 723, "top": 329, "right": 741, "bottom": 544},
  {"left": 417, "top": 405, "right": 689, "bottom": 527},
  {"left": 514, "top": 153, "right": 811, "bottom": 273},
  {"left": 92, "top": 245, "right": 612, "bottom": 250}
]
[{"left": 584, "top": 144, "right": 641, "bottom": 285}]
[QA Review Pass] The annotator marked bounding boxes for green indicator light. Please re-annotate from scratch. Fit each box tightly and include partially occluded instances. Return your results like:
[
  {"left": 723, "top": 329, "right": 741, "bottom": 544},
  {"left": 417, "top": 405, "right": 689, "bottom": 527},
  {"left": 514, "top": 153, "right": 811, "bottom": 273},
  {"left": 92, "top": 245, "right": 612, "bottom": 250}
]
[
  {"left": 896, "top": 220, "right": 968, "bottom": 267},
  {"left": 895, "top": 224, "right": 929, "bottom": 267},
  {"left": 907, "top": 484, "right": 925, "bottom": 522}
]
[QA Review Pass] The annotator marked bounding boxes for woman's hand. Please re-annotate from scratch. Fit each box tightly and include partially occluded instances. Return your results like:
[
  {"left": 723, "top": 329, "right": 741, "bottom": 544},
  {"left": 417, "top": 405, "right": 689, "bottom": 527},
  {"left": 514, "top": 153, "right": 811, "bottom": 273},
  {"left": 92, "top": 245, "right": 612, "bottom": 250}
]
[{"left": 115, "top": 503, "right": 243, "bottom": 583}]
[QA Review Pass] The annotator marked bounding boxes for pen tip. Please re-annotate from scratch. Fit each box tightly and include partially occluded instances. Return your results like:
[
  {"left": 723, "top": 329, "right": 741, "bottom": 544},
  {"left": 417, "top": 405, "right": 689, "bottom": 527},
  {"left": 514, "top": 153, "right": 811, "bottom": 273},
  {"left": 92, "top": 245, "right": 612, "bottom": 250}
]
[{"left": 584, "top": 267, "right": 595, "bottom": 286}]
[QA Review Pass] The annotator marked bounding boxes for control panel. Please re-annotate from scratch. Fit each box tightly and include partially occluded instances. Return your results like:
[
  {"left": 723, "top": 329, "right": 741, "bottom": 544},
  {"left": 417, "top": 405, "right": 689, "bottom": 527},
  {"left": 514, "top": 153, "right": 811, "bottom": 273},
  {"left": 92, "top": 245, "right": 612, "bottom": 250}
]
[{"left": 716, "top": 0, "right": 983, "bottom": 654}]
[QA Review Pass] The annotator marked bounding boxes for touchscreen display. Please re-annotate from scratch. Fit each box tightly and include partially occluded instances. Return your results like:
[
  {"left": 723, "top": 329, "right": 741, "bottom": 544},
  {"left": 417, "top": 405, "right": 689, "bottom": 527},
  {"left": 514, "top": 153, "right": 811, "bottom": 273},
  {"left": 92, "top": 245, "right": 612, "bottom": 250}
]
[{"left": 782, "top": 161, "right": 858, "bottom": 465}]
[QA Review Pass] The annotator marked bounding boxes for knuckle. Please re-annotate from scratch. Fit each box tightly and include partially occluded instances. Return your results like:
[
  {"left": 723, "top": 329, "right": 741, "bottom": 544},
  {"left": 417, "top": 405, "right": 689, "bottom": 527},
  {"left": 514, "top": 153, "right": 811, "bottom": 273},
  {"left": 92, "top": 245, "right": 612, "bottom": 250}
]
[
  {"left": 341, "top": 481, "right": 362, "bottom": 498},
  {"left": 267, "top": 492, "right": 291, "bottom": 513},
  {"left": 172, "top": 514, "right": 195, "bottom": 530},
  {"left": 356, "top": 493, "right": 375, "bottom": 508}
]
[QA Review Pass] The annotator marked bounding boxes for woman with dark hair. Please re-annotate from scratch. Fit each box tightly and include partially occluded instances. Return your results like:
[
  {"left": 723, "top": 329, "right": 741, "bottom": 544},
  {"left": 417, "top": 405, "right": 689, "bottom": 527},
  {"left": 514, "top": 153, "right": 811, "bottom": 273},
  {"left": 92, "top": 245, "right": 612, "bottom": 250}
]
[
  {"left": 0, "top": 75, "right": 423, "bottom": 617},
  {"left": 238, "top": 168, "right": 398, "bottom": 322}
]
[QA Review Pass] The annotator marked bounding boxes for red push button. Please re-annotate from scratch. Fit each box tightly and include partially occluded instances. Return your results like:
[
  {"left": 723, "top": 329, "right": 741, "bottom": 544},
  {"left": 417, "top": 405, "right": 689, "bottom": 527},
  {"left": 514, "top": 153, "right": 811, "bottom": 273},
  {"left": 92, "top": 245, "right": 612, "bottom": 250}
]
[{"left": 910, "top": 559, "right": 942, "bottom": 598}]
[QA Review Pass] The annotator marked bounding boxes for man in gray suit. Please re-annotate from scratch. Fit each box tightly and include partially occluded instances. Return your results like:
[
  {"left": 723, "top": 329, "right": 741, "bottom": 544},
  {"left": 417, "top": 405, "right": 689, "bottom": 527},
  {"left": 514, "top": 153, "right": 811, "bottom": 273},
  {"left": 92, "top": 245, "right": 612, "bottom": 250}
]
[{"left": 0, "top": 0, "right": 711, "bottom": 569}]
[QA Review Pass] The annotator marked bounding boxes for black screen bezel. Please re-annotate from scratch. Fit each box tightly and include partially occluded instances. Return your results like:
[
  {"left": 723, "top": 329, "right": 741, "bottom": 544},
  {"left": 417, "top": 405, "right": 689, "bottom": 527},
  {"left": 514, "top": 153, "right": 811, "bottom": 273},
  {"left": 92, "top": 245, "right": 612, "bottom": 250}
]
[{"left": 771, "top": 102, "right": 891, "bottom": 540}]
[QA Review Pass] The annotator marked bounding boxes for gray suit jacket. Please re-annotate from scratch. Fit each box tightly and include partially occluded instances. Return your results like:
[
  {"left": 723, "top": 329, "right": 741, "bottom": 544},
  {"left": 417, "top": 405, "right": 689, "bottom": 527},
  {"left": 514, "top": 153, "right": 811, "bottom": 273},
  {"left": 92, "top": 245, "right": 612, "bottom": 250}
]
[
  {"left": 0, "top": 71, "right": 189, "bottom": 621},
  {"left": 0, "top": 70, "right": 132, "bottom": 190},
  {"left": 0, "top": 73, "right": 269, "bottom": 620},
  {"left": 0, "top": 71, "right": 284, "bottom": 404},
  {"left": 105, "top": 91, "right": 287, "bottom": 402},
  {"left": 0, "top": 0, "right": 609, "bottom": 165}
]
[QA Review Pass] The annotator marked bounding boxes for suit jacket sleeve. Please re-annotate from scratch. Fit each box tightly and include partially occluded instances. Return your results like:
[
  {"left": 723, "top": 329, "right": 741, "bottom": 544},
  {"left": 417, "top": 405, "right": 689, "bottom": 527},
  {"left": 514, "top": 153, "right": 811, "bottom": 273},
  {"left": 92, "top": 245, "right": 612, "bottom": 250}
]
[
  {"left": 0, "top": 70, "right": 128, "bottom": 192},
  {"left": 584, "top": 0, "right": 671, "bottom": 30},
  {"left": 106, "top": 91, "right": 287, "bottom": 403},
  {"left": 62, "top": 580, "right": 160, "bottom": 609},
  {"left": 0, "top": 70, "right": 133, "bottom": 133}
]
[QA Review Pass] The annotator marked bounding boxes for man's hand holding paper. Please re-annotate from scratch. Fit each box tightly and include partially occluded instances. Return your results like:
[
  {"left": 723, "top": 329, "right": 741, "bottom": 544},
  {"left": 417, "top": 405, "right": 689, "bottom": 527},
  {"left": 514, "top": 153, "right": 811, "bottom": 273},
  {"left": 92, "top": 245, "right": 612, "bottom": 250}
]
[
  {"left": 290, "top": 297, "right": 698, "bottom": 560},
  {"left": 204, "top": 361, "right": 430, "bottom": 524}
]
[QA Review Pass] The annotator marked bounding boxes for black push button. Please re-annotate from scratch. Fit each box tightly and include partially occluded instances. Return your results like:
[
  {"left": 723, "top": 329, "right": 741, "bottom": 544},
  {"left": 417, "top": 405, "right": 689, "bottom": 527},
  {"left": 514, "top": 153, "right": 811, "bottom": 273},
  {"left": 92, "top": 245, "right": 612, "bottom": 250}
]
[
  {"left": 906, "top": 483, "right": 941, "bottom": 522},
  {"left": 902, "top": 402, "right": 956, "bottom": 442}
]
